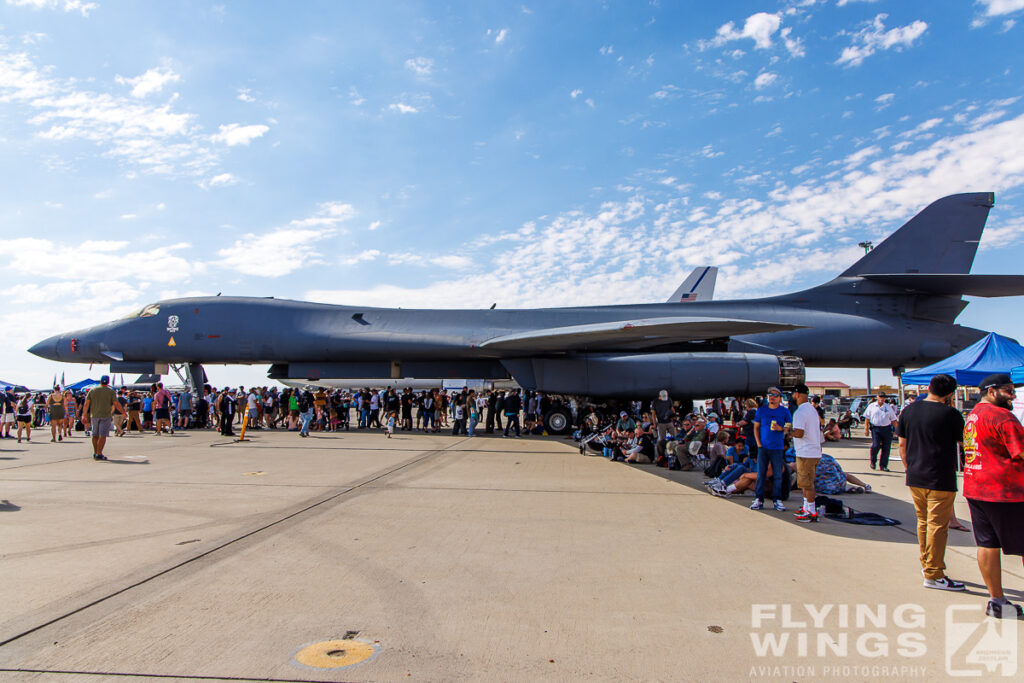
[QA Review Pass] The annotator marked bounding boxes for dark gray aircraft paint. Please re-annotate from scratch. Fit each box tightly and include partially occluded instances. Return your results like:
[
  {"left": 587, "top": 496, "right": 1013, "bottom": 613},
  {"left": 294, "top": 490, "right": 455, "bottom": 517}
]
[{"left": 30, "top": 192, "right": 1024, "bottom": 431}]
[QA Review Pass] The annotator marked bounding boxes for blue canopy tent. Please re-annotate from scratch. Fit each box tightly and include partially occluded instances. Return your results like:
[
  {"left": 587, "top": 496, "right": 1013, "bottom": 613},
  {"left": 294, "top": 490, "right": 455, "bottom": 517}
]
[
  {"left": 0, "top": 379, "right": 30, "bottom": 393},
  {"left": 65, "top": 378, "right": 101, "bottom": 391},
  {"left": 901, "top": 332, "right": 1024, "bottom": 386}
]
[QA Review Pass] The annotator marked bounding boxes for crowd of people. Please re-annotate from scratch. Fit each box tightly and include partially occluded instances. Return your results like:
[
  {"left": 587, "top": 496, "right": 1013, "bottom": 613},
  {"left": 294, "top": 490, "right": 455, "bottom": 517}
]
[
  {"left": 0, "top": 380, "right": 578, "bottom": 446},
  {"left": 5, "top": 372, "right": 1022, "bottom": 620}
]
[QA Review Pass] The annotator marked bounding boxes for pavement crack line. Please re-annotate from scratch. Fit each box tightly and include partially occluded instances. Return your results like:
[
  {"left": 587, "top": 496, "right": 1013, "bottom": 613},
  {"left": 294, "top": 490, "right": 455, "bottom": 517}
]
[
  {"left": 0, "top": 438, "right": 471, "bottom": 650},
  {"left": 0, "top": 668, "right": 358, "bottom": 682}
]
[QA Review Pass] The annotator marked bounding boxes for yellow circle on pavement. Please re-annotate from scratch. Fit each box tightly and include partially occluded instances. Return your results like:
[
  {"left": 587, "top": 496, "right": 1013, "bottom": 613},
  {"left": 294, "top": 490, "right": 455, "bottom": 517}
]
[{"left": 293, "top": 639, "right": 377, "bottom": 669}]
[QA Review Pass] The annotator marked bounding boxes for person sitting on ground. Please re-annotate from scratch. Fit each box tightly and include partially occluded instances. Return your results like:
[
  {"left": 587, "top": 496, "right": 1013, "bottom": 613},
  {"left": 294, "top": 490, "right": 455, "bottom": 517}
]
[
  {"left": 614, "top": 411, "right": 636, "bottom": 439},
  {"left": 714, "top": 460, "right": 793, "bottom": 498},
  {"left": 814, "top": 452, "right": 872, "bottom": 495},
  {"left": 624, "top": 425, "right": 656, "bottom": 463},
  {"left": 726, "top": 436, "right": 749, "bottom": 465},
  {"left": 824, "top": 418, "right": 842, "bottom": 441},
  {"left": 837, "top": 410, "right": 854, "bottom": 439}
]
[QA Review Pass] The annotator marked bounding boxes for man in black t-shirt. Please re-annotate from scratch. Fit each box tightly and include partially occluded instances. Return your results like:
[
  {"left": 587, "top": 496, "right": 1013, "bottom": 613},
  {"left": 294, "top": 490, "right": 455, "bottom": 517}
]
[
  {"left": 897, "top": 373, "right": 966, "bottom": 592},
  {"left": 651, "top": 390, "right": 677, "bottom": 460}
]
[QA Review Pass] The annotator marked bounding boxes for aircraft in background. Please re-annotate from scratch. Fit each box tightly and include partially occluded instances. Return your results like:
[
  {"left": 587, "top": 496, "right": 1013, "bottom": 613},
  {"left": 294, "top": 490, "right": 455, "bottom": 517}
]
[{"left": 30, "top": 192, "right": 1024, "bottom": 433}]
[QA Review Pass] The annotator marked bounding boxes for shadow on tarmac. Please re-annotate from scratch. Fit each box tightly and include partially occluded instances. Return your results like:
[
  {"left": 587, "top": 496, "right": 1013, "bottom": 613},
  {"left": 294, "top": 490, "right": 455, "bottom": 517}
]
[
  {"left": 614, "top": 436, "right": 986, "bottom": 549},
  {"left": 0, "top": 499, "right": 20, "bottom": 511}
]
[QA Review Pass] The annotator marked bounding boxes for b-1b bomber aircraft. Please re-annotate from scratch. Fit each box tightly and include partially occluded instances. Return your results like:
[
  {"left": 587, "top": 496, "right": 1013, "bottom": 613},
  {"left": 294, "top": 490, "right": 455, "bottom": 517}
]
[{"left": 30, "top": 192, "right": 1024, "bottom": 433}]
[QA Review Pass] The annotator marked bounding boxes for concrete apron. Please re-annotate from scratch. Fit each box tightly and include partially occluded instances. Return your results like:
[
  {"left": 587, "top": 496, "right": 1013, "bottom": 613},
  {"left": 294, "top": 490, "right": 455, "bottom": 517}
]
[{"left": 0, "top": 430, "right": 1021, "bottom": 681}]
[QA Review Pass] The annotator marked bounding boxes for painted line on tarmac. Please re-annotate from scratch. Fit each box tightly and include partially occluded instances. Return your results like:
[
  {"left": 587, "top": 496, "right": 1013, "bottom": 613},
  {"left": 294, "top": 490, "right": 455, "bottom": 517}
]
[
  {"left": 375, "top": 484, "right": 696, "bottom": 496},
  {"left": 0, "top": 438, "right": 472, "bottom": 650},
  {"left": 0, "top": 668, "right": 359, "bottom": 682}
]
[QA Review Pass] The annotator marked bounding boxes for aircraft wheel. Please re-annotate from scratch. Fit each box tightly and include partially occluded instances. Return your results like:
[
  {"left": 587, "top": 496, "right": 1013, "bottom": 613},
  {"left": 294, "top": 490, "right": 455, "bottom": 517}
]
[{"left": 544, "top": 407, "right": 572, "bottom": 435}]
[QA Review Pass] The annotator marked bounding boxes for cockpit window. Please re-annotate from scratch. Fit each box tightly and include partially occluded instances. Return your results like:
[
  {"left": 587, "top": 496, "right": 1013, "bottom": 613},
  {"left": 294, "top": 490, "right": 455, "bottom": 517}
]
[{"left": 139, "top": 304, "right": 160, "bottom": 318}]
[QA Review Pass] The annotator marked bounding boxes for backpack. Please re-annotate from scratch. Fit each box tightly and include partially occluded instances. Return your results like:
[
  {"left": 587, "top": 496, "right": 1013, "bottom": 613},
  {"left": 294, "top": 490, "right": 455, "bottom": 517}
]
[{"left": 703, "top": 455, "right": 727, "bottom": 479}]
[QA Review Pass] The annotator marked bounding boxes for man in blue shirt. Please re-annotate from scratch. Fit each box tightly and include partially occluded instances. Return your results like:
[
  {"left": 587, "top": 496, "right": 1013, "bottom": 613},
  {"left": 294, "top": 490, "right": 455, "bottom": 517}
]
[{"left": 751, "top": 386, "right": 793, "bottom": 511}]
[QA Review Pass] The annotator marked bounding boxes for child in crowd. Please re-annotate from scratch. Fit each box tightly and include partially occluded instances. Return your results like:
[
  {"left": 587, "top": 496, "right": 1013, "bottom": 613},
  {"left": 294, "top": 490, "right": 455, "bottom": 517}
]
[{"left": 386, "top": 410, "right": 396, "bottom": 438}]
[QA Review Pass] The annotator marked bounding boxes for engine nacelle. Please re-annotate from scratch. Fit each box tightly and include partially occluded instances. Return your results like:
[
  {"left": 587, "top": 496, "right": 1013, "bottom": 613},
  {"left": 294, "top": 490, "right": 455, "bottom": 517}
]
[{"left": 501, "top": 352, "right": 805, "bottom": 399}]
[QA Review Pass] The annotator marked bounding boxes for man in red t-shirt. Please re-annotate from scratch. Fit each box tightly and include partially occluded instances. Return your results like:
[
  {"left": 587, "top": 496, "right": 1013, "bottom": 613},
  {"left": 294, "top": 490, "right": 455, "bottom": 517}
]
[{"left": 963, "top": 373, "right": 1024, "bottom": 620}]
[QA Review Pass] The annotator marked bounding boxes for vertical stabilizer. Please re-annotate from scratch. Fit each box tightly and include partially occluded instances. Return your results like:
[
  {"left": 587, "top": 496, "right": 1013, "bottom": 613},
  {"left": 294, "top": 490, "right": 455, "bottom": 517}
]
[
  {"left": 840, "top": 192, "right": 994, "bottom": 276},
  {"left": 668, "top": 266, "right": 718, "bottom": 303}
]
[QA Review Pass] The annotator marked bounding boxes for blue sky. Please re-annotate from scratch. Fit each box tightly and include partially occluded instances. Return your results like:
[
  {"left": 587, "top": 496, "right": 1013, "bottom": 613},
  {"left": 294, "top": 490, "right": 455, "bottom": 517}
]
[{"left": 2, "top": 0, "right": 1024, "bottom": 390}]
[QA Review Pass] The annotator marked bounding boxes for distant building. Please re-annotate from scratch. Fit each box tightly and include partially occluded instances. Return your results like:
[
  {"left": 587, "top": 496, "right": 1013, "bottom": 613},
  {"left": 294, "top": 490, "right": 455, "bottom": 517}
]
[{"left": 806, "top": 381, "right": 851, "bottom": 397}]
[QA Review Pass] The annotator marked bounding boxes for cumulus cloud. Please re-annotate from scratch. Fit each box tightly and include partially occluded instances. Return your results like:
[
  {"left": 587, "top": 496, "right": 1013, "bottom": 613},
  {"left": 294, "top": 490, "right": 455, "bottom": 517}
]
[
  {"left": 6, "top": 0, "right": 97, "bottom": 17},
  {"left": 218, "top": 202, "right": 356, "bottom": 276},
  {"left": 115, "top": 67, "right": 180, "bottom": 98},
  {"left": 388, "top": 102, "right": 418, "bottom": 114},
  {"left": 404, "top": 56, "right": 433, "bottom": 77},
  {"left": 976, "top": 0, "right": 1024, "bottom": 17},
  {"left": 210, "top": 122, "right": 270, "bottom": 146},
  {"left": 754, "top": 72, "right": 778, "bottom": 89},
  {"left": 702, "top": 12, "right": 781, "bottom": 50},
  {"left": 836, "top": 14, "right": 928, "bottom": 67},
  {"left": 0, "top": 51, "right": 221, "bottom": 176},
  {"left": 570, "top": 88, "right": 582, "bottom": 99},
  {"left": 1, "top": 239, "right": 196, "bottom": 283},
  {"left": 201, "top": 172, "right": 238, "bottom": 189},
  {"left": 237, "top": 88, "right": 255, "bottom": 103},
  {"left": 341, "top": 249, "right": 380, "bottom": 266},
  {"left": 493, "top": 28, "right": 508, "bottom": 44},
  {"left": 874, "top": 92, "right": 895, "bottom": 110},
  {"left": 309, "top": 112, "right": 1024, "bottom": 310}
]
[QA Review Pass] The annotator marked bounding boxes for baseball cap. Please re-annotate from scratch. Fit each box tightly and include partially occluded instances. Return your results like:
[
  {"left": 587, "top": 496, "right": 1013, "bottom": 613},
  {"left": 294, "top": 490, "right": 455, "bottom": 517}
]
[
  {"left": 766, "top": 386, "right": 782, "bottom": 396},
  {"left": 978, "top": 373, "right": 1020, "bottom": 392},
  {"left": 620, "top": 411, "right": 628, "bottom": 417},
  {"left": 791, "top": 383, "right": 809, "bottom": 394},
  {"left": 100, "top": 375, "right": 110, "bottom": 385}
]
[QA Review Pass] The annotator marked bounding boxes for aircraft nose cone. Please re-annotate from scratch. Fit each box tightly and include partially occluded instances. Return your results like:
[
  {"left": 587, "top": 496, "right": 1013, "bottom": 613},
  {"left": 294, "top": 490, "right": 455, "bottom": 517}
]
[{"left": 28, "top": 335, "right": 60, "bottom": 361}]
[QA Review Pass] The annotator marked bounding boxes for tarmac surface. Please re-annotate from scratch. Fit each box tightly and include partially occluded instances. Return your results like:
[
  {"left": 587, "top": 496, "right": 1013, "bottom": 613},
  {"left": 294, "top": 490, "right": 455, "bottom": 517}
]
[{"left": 1, "top": 425, "right": 1021, "bottom": 682}]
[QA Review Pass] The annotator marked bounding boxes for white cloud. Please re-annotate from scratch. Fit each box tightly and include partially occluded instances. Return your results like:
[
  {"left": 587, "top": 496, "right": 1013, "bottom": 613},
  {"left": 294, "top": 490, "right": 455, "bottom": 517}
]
[
  {"left": 120, "top": 213, "right": 137, "bottom": 220},
  {"left": 210, "top": 122, "right": 269, "bottom": 146},
  {"left": 874, "top": 92, "right": 895, "bottom": 110},
  {"left": 837, "top": 0, "right": 881, "bottom": 5},
  {"left": 237, "top": 88, "right": 255, "bottom": 103},
  {"left": 651, "top": 85, "right": 680, "bottom": 100},
  {"left": 836, "top": 14, "right": 928, "bottom": 67},
  {"left": 976, "top": 0, "right": 1024, "bottom": 17},
  {"left": 899, "top": 117, "right": 942, "bottom": 138},
  {"left": 599, "top": 45, "right": 614, "bottom": 55},
  {"left": 1, "top": 239, "right": 196, "bottom": 283},
  {"left": 312, "top": 112, "right": 1024, "bottom": 312},
  {"left": 367, "top": 220, "right": 381, "bottom": 231},
  {"left": 349, "top": 86, "right": 365, "bottom": 106},
  {"left": 570, "top": 88, "right": 582, "bottom": 99},
  {"left": 6, "top": 0, "right": 97, "bottom": 17},
  {"left": 201, "top": 172, "right": 238, "bottom": 189},
  {"left": 218, "top": 202, "right": 355, "bottom": 276},
  {"left": 341, "top": 249, "right": 380, "bottom": 266},
  {"left": 765, "top": 124, "right": 783, "bottom": 138},
  {"left": 754, "top": 72, "right": 778, "bottom": 89},
  {"left": 494, "top": 28, "right": 508, "bottom": 44},
  {"left": 700, "top": 12, "right": 782, "bottom": 51},
  {"left": 115, "top": 67, "right": 180, "bottom": 98},
  {"left": 404, "top": 56, "right": 433, "bottom": 77},
  {"left": 0, "top": 51, "right": 221, "bottom": 176},
  {"left": 388, "top": 103, "right": 418, "bottom": 114}
]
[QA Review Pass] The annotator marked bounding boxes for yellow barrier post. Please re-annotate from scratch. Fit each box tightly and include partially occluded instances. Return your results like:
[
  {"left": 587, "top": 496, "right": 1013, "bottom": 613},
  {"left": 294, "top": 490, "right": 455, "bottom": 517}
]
[{"left": 238, "top": 409, "right": 249, "bottom": 442}]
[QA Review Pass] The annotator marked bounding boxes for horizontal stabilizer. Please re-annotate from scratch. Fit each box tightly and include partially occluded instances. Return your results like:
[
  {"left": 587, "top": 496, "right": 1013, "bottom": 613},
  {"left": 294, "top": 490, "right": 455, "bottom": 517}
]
[
  {"left": 860, "top": 274, "right": 1024, "bottom": 297},
  {"left": 480, "top": 317, "right": 805, "bottom": 352}
]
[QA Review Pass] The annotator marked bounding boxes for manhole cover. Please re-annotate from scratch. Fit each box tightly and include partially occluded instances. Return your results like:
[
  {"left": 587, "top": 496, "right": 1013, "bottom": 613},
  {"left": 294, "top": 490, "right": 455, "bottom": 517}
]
[{"left": 293, "top": 639, "right": 378, "bottom": 669}]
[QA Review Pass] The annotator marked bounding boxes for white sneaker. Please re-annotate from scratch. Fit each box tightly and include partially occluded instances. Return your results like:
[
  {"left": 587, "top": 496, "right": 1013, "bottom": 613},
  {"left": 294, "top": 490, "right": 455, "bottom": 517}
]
[
  {"left": 773, "top": 500, "right": 786, "bottom": 512},
  {"left": 749, "top": 499, "right": 763, "bottom": 510}
]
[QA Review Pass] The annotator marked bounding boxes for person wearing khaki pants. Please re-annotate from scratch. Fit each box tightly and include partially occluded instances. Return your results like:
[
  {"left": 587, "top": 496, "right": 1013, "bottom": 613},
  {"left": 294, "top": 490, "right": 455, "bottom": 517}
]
[
  {"left": 908, "top": 487, "right": 956, "bottom": 580},
  {"left": 897, "top": 373, "right": 966, "bottom": 591}
]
